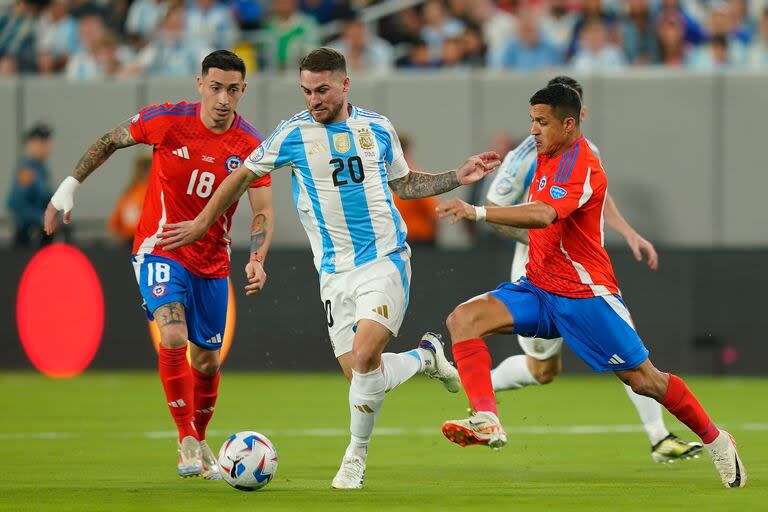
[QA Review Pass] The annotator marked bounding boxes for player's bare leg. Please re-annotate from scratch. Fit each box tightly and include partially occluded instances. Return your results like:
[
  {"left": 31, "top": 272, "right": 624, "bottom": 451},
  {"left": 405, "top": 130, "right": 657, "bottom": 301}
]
[
  {"left": 442, "top": 294, "right": 513, "bottom": 450},
  {"left": 189, "top": 345, "right": 222, "bottom": 480},
  {"left": 332, "top": 320, "right": 391, "bottom": 489},
  {"left": 615, "top": 360, "right": 746, "bottom": 487},
  {"left": 492, "top": 353, "right": 560, "bottom": 391},
  {"left": 155, "top": 302, "right": 202, "bottom": 477}
]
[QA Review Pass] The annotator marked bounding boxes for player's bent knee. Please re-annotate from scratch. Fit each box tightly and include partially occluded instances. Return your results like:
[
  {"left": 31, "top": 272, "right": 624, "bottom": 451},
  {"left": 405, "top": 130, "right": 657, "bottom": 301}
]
[
  {"left": 626, "top": 374, "right": 657, "bottom": 399},
  {"left": 529, "top": 358, "right": 561, "bottom": 384},
  {"left": 352, "top": 346, "right": 382, "bottom": 373},
  {"left": 193, "top": 356, "right": 220, "bottom": 375},
  {"left": 446, "top": 305, "right": 477, "bottom": 339},
  {"left": 533, "top": 368, "right": 558, "bottom": 385},
  {"left": 159, "top": 325, "right": 187, "bottom": 349}
]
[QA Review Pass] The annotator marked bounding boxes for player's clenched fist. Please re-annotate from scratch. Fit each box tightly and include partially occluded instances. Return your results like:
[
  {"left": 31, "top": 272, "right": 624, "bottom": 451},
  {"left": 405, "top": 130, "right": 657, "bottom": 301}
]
[
  {"left": 244, "top": 260, "right": 267, "bottom": 295},
  {"left": 437, "top": 198, "right": 476, "bottom": 224}
]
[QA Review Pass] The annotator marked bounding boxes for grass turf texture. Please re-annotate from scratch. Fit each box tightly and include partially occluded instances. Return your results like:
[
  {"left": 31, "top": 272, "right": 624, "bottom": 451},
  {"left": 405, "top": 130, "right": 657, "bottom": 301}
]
[{"left": 1, "top": 372, "right": 765, "bottom": 512}]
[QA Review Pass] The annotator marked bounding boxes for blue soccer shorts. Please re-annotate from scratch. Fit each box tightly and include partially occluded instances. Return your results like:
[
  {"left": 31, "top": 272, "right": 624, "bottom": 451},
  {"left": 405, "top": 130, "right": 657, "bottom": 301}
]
[
  {"left": 131, "top": 254, "right": 228, "bottom": 351},
  {"left": 489, "top": 277, "right": 649, "bottom": 371}
]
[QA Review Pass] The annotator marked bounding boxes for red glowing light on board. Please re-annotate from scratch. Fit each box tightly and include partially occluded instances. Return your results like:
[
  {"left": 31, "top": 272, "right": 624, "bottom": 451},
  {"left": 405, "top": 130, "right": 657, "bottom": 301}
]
[{"left": 16, "top": 243, "right": 104, "bottom": 378}]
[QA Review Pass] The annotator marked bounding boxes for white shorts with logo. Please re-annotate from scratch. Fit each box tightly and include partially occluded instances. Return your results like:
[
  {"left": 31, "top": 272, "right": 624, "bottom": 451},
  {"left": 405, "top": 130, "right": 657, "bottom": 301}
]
[
  {"left": 320, "top": 249, "right": 411, "bottom": 358},
  {"left": 511, "top": 243, "right": 563, "bottom": 361}
]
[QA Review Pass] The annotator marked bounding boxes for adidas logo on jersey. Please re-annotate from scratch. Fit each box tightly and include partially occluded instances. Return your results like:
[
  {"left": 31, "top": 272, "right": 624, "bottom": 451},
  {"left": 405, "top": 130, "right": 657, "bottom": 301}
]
[
  {"left": 607, "top": 354, "right": 626, "bottom": 365},
  {"left": 371, "top": 305, "right": 389, "bottom": 319},
  {"left": 172, "top": 146, "right": 190, "bottom": 159}
]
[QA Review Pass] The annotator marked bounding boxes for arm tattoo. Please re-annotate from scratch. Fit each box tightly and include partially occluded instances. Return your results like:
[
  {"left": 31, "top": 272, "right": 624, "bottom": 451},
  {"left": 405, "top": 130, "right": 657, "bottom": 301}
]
[
  {"left": 483, "top": 201, "right": 529, "bottom": 243},
  {"left": 487, "top": 223, "right": 529, "bottom": 244},
  {"left": 72, "top": 120, "right": 137, "bottom": 182},
  {"left": 154, "top": 302, "right": 186, "bottom": 328},
  {"left": 250, "top": 214, "right": 267, "bottom": 254},
  {"left": 390, "top": 170, "right": 460, "bottom": 199}
]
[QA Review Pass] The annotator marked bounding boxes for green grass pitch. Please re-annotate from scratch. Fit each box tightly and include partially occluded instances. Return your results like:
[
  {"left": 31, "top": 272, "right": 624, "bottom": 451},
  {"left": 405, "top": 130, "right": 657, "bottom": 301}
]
[{"left": 1, "top": 372, "right": 765, "bottom": 511}]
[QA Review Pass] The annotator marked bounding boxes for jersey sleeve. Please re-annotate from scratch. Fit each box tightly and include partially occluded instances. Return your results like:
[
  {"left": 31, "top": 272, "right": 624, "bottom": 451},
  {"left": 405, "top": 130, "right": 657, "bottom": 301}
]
[
  {"left": 538, "top": 150, "right": 600, "bottom": 220},
  {"left": 369, "top": 119, "right": 409, "bottom": 181},
  {"left": 244, "top": 120, "right": 298, "bottom": 178},
  {"left": 486, "top": 136, "right": 537, "bottom": 206},
  {"left": 129, "top": 103, "right": 175, "bottom": 145},
  {"left": 384, "top": 122, "right": 409, "bottom": 181}
]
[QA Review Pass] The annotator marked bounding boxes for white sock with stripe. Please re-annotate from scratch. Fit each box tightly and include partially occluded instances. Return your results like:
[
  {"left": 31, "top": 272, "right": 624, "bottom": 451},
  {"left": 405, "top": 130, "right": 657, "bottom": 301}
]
[
  {"left": 381, "top": 351, "right": 423, "bottom": 392},
  {"left": 491, "top": 355, "right": 540, "bottom": 391},
  {"left": 346, "top": 367, "right": 386, "bottom": 460},
  {"left": 624, "top": 384, "right": 669, "bottom": 445}
]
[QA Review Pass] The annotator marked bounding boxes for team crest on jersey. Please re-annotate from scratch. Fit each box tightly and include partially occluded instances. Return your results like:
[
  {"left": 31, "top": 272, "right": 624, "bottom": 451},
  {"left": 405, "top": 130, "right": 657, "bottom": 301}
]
[
  {"left": 250, "top": 145, "right": 264, "bottom": 163},
  {"left": 358, "top": 128, "right": 375, "bottom": 150},
  {"left": 333, "top": 133, "right": 351, "bottom": 153},
  {"left": 550, "top": 186, "right": 567, "bottom": 199},
  {"left": 131, "top": 113, "right": 140, "bottom": 124},
  {"left": 225, "top": 155, "right": 242, "bottom": 172},
  {"left": 495, "top": 178, "right": 513, "bottom": 195},
  {"left": 151, "top": 284, "right": 167, "bottom": 298},
  {"left": 538, "top": 175, "right": 547, "bottom": 191}
]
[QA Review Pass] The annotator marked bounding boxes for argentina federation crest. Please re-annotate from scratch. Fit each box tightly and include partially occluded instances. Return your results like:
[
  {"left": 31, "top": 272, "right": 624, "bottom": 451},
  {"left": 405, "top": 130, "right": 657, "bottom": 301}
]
[
  {"left": 333, "top": 133, "right": 351, "bottom": 153},
  {"left": 358, "top": 128, "right": 375, "bottom": 150}
]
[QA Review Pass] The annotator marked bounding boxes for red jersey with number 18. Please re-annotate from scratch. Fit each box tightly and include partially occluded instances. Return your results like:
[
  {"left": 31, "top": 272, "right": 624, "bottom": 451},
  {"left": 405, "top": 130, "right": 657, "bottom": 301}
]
[
  {"left": 525, "top": 135, "right": 620, "bottom": 298},
  {"left": 130, "top": 102, "right": 270, "bottom": 278}
]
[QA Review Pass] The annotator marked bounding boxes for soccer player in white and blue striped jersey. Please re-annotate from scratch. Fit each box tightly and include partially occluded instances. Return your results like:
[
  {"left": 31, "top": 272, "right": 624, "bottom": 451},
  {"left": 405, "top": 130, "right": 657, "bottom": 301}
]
[{"left": 159, "top": 47, "right": 502, "bottom": 489}]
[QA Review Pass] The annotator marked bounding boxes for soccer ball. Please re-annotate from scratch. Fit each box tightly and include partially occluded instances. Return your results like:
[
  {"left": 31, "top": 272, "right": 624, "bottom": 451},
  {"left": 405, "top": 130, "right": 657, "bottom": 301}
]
[{"left": 217, "top": 431, "right": 278, "bottom": 491}]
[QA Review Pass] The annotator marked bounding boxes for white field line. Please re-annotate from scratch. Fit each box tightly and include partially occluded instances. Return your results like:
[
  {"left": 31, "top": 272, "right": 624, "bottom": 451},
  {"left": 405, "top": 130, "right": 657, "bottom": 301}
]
[{"left": 0, "top": 423, "right": 766, "bottom": 441}]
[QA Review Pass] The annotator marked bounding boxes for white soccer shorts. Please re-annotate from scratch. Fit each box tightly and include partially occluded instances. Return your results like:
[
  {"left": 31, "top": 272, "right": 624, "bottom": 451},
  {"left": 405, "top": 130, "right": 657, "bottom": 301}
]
[{"left": 319, "top": 249, "right": 411, "bottom": 358}]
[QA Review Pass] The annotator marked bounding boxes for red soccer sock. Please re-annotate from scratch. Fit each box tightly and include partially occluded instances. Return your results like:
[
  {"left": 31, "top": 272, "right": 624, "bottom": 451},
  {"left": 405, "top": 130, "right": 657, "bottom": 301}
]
[
  {"left": 661, "top": 373, "right": 720, "bottom": 444},
  {"left": 452, "top": 338, "right": 497, "bottom": 415},
  {"left": 192, "top": 368, "right": 220, "bottom": 441},
  {"left": 158, "top": 346, "right": 197, "bottom": 442}
]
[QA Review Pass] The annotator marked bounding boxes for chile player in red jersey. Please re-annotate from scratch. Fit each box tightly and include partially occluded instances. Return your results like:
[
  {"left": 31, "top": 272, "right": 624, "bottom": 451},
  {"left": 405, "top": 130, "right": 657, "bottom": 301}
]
[
  {"left": 44, "top": 50, "right": 272, "bottom": 479},
  {"left": 436, "top": 84, "right": 746, "bottom": 488}
]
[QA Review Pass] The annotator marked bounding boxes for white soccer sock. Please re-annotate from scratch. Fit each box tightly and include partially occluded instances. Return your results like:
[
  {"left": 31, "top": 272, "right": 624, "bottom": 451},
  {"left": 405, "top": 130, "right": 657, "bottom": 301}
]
[
  {"left": 346, "top": 367, "right": 386, "bottom": 460},
  {"left": 491, "top": 355, "right": 540, "bottom": 391},
  {"left": 381, "top": 351, "right": 422, "bottom": 392},
  {"left": 624, "top": 383, "right": 669, "bottom": 445}
]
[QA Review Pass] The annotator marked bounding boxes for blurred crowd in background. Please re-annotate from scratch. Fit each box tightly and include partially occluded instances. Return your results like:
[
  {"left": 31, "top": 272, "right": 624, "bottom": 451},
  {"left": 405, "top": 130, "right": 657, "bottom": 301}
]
[{"left": 0, "top": 0, "right": 767, "bottom": 79}]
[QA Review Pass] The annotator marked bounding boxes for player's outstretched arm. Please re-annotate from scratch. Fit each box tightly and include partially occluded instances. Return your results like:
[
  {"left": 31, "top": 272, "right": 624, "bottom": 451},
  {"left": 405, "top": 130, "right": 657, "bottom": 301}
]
[
  {"left": 44, "top": 119, "right": 138, "bottom": 235},
  {"left": 389, "top": 151, "right": 501, "bottom": 199},
  {"left": 483, "top": 200, "right": 529, "bottom": 244},
  {"left": 244, "top": 186, "right": 273, "bottom": 296},
  {"left": 437, "top": 197, "right": 556, "bottom": 229},
  {"left": 158, "top": 166, "right": 257, "bottom": 251},
  {"left": 604, "top": 193, "right": 658, "bottom": 270}
]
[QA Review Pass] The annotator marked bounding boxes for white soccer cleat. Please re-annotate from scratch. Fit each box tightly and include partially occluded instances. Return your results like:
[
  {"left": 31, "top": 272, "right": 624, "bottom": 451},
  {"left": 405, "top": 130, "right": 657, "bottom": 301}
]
[
  {"left": 199, "top": 440, "right": 223, "bottom": 480},
  {"left": 419, "top": 332, "right": 461, "bottom": 393},
  {"left": 331, "top": 455, "right": 366, "bottom": 489},
  {"left": 706, "top": 430, "right": 746, "bottom": 488},
  {"left": 442, "top": 411, "right": 507, "bottom": 450},
  {"left": 177, "top": 435, "right": 203, "bottom": 478}
]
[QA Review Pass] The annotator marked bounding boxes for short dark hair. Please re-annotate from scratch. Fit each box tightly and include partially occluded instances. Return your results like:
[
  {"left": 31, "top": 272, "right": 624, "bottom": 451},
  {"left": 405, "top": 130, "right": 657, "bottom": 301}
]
[
  {"left": 547, "top": 75, "right": 583, "bottom": 100},
  {"left": 529, "top": 84, "right": 582, "bottom": 125},
  {"left": 299, "top": 47, "right": 347, "bottom": 74},
  {"left": 202, "top": 50, "right": 246, "bottom": 77}
]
